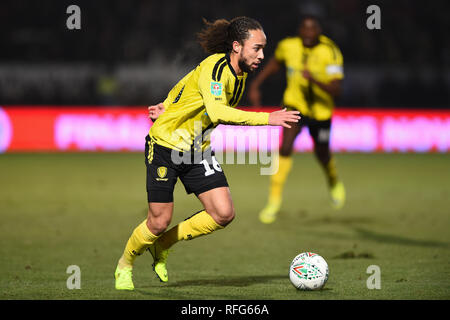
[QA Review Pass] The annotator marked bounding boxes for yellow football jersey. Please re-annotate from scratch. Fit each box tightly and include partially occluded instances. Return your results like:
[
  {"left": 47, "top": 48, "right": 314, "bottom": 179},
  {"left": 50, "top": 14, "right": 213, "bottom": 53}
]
[
  {"left": 149, "top": 53, "right": 269, "bottom": 152},
  {"left": 274, "top": 35, "right": 344, "bottom": 120}
]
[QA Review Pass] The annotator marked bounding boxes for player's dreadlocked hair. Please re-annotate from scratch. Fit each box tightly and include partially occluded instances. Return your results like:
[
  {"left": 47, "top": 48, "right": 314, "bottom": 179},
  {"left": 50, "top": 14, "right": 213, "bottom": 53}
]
[{"left": 197, "top": 16, "right": 263, "bottom": 54}]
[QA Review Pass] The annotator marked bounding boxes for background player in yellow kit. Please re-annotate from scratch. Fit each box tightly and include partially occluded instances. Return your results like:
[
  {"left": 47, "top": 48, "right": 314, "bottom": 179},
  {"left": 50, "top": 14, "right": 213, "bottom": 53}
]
[
  {"left": 114, "top": 16, "right": 300, "bottom": 290},
  {"left": 248, "top": 15, "right": 346, "bottom": 224}
]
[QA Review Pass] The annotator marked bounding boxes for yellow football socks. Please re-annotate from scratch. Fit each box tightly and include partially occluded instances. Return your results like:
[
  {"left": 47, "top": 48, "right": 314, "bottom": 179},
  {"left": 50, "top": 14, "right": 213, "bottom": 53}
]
[
  {"left": 324, "top": 157, "right": 338, "bottom": 187},
  {"left": 268, "top": 155, "right": 293, "bottom": 203},
  {"left": 157, "top": 210, "right": 224, "bottom": 250},
  {"left": 118, "top": 219, "right": 160, "bottom": 269}
]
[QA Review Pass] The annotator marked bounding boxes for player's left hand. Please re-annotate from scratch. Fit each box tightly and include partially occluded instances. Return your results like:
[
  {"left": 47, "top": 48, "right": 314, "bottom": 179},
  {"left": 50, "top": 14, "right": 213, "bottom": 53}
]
[
  {"left": 268, "top": 108, "right": 301, "bottom": 128},
  {"left": 148, "top": 103, "right": 165, "bottom": 121}
]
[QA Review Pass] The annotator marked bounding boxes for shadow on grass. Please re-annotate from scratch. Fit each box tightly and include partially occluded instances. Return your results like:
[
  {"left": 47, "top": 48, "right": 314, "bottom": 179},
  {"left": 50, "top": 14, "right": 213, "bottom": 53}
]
[
  {"left": 353, "top": 227, "right": 449, "bottom": 248},
  {"left": 169, "top": 275, "right": 286, "bottom": 288},
  {"left": 310, "top": 227, "right": 448, "bottom": 249},
  {"left": 333, "top": 250, "right": 375, "bottom": 259},
  {"left": 142, "top": 275, "right": 286, "bottom": 289},
  {"left": 301, "top": 215, "right": 376, "bottom": 226}
]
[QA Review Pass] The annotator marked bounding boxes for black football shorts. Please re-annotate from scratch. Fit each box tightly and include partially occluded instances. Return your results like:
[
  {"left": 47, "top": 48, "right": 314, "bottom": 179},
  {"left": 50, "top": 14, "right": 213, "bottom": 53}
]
[
  {"left": 144, "top": 135, "right": 229, "bottom": 203},
  {"left": 286, "top": 107, "right": 332, "bottom": 147}
]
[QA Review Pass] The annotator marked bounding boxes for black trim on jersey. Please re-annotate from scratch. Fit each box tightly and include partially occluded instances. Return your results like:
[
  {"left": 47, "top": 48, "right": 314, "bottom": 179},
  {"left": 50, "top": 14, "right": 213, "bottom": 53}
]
[
  {"left": 216, "top": 61, "right": 227, "bottom": 82},
  {"left": 212, "top": 56, "right": 227, "bottom": 81},
  {"left": 172, "top": 85, "right": 185, "bottom": 104},
  {"left": 232, "top": 79, "right": 244, "bottom": 106},
  {"left": 229, "top": 78, "right": 241, "bottom": 106},
  {"left": 237, "top": 80, "right": 246, "bottom": 104},
  {"left": 225, "top": 54, "right": 238, "bottom": 79}
]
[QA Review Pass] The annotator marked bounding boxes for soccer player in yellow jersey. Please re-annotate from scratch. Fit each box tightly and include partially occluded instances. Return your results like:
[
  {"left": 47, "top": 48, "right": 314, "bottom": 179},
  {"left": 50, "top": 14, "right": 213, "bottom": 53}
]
[
  {"left": 114, "top": 16, "right": 300, "bottom": 290},
  {"left": 248, "top": 15, "right": 346, "bottom": 224}
]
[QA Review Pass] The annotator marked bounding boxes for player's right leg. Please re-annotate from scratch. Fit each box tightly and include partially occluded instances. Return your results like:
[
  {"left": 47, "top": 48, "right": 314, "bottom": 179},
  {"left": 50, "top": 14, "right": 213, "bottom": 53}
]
[
  {"left": 309, "top": 119, "right": 346, "bottom": 209},
  {"left": 115, "top": 203, "right": 173, "bottom": 290},
  {"left": 145, "top": 202, "right": 174, "bottom": 283},
  {"left": 259, "top": 118, "right": 302, "bottom": 224}
]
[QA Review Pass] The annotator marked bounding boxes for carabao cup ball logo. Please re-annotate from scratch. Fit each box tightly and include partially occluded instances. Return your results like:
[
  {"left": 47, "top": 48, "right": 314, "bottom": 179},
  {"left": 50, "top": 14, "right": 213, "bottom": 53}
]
[
  {"left": 0, "top": 107, "right": 12, "bottom": 153},
  {"left": 210, "top": 82, "right": 223, "bottom": 96}
]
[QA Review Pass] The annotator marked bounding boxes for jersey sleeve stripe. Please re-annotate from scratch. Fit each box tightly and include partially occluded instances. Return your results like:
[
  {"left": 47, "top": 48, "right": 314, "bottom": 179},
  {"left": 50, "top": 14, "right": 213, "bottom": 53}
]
[
  {"left": 172, "top": 85, "right": 185, "bottom": 104},
  {"left": 212, "top": 57, "right": 227, "bottom": 81}
]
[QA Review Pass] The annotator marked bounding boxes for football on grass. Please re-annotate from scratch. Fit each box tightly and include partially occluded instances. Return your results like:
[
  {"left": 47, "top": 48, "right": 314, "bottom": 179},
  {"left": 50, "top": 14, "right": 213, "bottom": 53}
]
[{"left": 289, "top": 252, "right": 329, "bottom": 290}]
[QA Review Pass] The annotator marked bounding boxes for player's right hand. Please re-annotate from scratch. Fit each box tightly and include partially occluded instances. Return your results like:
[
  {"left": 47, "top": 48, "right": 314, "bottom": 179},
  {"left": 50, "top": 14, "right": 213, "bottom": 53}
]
[
  {"left": 148, "top": 103, "right": 165, "bottom": 121},
  {"left": 268, "top": 108, "right": 301, "bottom": 128}
]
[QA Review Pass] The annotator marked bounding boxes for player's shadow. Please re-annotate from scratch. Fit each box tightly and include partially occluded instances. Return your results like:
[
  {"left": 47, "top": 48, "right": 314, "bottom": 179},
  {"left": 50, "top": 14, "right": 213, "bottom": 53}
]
[
  {"left": 300, "top": 215, "right": 376, "bottom": 226},
  {"left": 165, "top": 275, "right": 286, "bottom": 288},
  {"left": 352, "top": 227, "right": 449, "bottom": 248},
  {"left": 310, "top": 227, "right": 448, "bottom": 249}
]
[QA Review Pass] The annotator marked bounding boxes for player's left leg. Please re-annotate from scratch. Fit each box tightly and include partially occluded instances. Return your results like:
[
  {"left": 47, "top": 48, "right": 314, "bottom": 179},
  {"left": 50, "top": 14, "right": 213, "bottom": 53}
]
[
  {"left": 156, "top": 186, "right": 233, "bottom": 248},
  {"left": 148, "top": 187, "right": 233, "bottom": 282},
  {"left": 310, "top": 119, "right": 345, "bottom": 209}
]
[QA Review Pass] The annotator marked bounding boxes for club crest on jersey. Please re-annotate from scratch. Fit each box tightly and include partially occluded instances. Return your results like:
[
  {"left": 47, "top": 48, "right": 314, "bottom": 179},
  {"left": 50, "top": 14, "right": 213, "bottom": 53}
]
[
  {"left": 156, "top": 166, "right": 168, "bottom": 181},
  {"left": 210, "top": 82, "right": 222, "bottom": 96}
]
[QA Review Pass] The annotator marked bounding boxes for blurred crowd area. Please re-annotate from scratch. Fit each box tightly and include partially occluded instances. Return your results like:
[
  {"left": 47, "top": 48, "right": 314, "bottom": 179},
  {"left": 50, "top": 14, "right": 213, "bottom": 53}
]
[{"left": 0, "top": 0, "right": 449, "bottom": 108}]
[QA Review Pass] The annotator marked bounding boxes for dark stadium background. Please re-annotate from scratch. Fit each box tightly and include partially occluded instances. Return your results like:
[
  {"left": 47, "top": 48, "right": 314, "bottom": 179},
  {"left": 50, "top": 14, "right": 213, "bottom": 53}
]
[
  {"left": 1, "top": 0, "right": 449, "bottom": 304},
  {"left": 1, "top": 0, "right": 448, "bottom": 109}
]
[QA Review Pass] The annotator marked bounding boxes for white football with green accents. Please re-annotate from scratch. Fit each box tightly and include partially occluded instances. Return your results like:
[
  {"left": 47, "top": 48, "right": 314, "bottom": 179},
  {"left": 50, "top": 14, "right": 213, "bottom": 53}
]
[{"left": 289, "top": 252, "right": 329, "bottom": 290}]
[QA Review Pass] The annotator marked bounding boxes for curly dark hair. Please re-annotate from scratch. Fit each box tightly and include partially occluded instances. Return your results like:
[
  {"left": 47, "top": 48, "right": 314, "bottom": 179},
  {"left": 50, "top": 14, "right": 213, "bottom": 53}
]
[{"left": 197, "top": 16, "right": 263, "bottom": 54}]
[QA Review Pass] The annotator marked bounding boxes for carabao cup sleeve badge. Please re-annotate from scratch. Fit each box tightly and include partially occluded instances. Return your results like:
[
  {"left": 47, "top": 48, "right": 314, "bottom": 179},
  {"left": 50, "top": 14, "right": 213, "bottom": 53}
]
[{"left": 210, "top": 82, "right": 223, "bottom": 96}]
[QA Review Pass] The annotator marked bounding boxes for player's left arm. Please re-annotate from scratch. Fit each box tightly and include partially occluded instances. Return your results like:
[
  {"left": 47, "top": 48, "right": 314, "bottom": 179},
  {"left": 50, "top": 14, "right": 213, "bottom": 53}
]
[
  {"left": 303, "top": 44, "right": 344, "bottom": 98},
  {"left": 148, "top": 103, "right": 165, "bottom": 122},
  {"left": 148, "top": 70, "right": 194, "bottom": 121}
]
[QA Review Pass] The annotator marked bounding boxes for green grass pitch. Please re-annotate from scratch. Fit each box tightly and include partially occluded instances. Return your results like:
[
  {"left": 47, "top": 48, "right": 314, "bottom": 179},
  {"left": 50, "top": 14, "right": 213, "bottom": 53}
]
[{"left": 0, "top": 152, "right": 449, "bottom": 299}]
